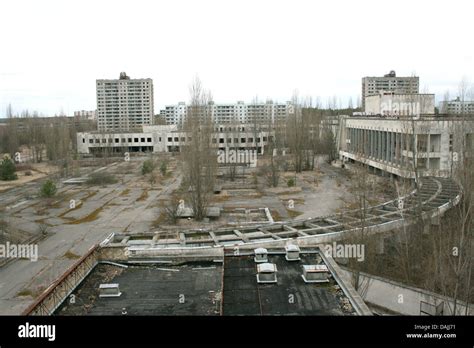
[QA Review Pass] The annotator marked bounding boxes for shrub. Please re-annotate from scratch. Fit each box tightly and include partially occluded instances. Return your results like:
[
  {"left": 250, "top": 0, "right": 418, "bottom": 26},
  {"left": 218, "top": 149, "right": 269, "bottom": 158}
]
[
  {"left": 86, "top": 172, "right": 117, "bottom": 185},
  {"left": 159, "top": 161, "right": 167, "bottom": 176},
  {"left": 142, "top": 159, "right": 156, "bottom": 175},
  {"left": 0, "top": 156, "right": 18, "bottom": 181},
  {"left": 40, "top": 180, "right": 57, "bottom": 197},
  {"left": 287, "top": 178, "right": 295, "bottom": 187}
]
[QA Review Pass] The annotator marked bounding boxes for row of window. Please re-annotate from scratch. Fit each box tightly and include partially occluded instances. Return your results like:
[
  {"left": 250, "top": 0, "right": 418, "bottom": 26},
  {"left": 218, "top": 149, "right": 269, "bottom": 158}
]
[
  {"left": 167, "top": 136, "right": 269, "bottom": 144},
  {"left": 86, "top": 137, "right": 153, "bottom": 144}
]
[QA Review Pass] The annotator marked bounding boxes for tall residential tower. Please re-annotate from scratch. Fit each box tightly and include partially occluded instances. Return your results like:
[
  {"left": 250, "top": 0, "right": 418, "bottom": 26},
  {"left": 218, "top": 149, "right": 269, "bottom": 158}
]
[
  {"left": 361, "top": 71, "right": 419, "bottom": 110},
  {"left": 96, "top": 72, "right": 154, "bottom": 131}
]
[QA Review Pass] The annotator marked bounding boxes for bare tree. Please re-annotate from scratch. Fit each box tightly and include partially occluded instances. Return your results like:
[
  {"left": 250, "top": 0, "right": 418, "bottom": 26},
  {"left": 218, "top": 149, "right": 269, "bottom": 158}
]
[{"left": 181, "top": 77, "right": 216, "bottom": 221}]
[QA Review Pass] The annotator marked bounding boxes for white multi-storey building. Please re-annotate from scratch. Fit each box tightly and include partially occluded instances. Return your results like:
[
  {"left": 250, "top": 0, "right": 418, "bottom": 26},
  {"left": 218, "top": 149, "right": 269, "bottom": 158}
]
[
  {"left": 362, "top": 71, "right": 419, "bottom": 110},
  {"left": 161, "top": 101, "right": 290, "bottom": 125},
  {"left": 439, "top": 97, "right": 474, "bottom": 115},
  {"left": 96, "top": 72, "right": 154, "bottom": 131},
  {"left": 74, "top": 110, "right": 96, "bottom": 120}
]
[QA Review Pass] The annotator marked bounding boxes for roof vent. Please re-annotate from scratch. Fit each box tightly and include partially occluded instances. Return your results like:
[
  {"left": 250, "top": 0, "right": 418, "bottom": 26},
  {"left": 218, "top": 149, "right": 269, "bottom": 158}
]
[
  {"left": 301, "top": 265, "right": 329, "bottom": 283},
  {"left": 285, "top": 244, "right": 301, "bottom": 261},
  {"left": 99, "top": 283, "right": 122, "bottom": 297},
  {"left": 254, "top": 248, "right": 268, "bottom": 263},
  {"left": 256, "top": 262, "right": 278, "bottom": 284}
]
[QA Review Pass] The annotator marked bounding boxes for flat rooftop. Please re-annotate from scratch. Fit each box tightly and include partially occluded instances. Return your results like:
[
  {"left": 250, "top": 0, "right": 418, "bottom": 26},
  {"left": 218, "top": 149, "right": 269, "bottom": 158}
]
[
  {"left": 223, "top": 253, "right": 354, "bottom": 315},
  {"left": 56, "top": 262, "right": 222, "bottom": 316},
  {"left": 55, "top": 249, "right": 362, "bottom": 316}
]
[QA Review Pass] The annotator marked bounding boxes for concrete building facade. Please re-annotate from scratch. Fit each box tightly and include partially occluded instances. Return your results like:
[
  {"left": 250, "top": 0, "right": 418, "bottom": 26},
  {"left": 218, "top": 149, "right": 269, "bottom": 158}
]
[
  {"left": 77, "top": 124, "right": 272, "bottom": 155},
  {"left": 96, "top": 72, "right": 154, "bottom": 131},
  {"left": 365, "top": 92, "right": 435, "bottom": 116},
  {"left": 339, "top": 116, "right": 474, "bottom": 178},
  {"left": 160, "top": 100, "right": 290, "bottom": 125},
  {"left": 74, "top": 110, "right": 96, "bottom": 120},
  {"left": 439, "top": 97, "right": 474, "bottom": 115},
  {"left": 362, "top": 71, "right": 419, "bottom": 110}
]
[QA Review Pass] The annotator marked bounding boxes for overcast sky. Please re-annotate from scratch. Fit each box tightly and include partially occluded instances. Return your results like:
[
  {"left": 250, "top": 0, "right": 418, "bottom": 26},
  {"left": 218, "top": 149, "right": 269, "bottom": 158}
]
[{"left": 0, "top": 0, "right": 473, "bottom": 116}]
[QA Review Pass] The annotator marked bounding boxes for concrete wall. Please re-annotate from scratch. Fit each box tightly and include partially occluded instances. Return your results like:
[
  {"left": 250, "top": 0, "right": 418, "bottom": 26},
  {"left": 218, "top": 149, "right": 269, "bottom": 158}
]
[
  {"left": 339, "top": 268, "right": 474, "bottom": 315},
  {"left": 365, "top": 94, "right": 434, "bottom": 116}
]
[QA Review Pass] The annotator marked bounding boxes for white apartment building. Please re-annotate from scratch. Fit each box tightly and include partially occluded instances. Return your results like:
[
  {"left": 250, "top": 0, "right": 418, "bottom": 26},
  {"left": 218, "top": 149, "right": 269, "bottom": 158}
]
[
  {"left": 161, "top": 101, "right": 291, "bottom": 125},
  {"left": 96, "top": 72, "right": 154, "bottom": 131},
  {"left": 362, "top": 71, "right": 419, "bottom": 110},
  {"left": 74, "top": 110, "right": 96, "bottom": 120},
  {"left": 439, "top": 97, "right": 474, "bottom": 115},
  {"left": 365, "top": 92, "right": 435, "bottom": 116}
]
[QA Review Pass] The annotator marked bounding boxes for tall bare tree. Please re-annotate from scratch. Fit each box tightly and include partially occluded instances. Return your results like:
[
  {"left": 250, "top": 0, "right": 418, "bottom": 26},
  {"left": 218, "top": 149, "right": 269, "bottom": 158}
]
[{"left": 181, "top": 77, "right": 216, "bottom": 220}]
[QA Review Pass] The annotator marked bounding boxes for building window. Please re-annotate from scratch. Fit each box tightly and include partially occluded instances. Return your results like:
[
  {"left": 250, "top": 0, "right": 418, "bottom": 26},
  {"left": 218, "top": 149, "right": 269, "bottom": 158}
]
[
  {"left": 147, "top": 138, "right": 152, "bottom": 142},
  {"left": 134, "top": 138, "right": 139, "bottom": 143},
  {"left": 168, "top": 137, "right": 172, "bottom": 142}
]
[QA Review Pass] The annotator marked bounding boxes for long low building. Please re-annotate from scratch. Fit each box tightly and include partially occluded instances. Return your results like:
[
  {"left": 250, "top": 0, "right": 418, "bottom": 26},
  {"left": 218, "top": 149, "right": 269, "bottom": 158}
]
[
  {"left": 77, "top": 124, "right": 273, "bottom": 155},
  {"left": 338, "top": 115, "right": 474, "bottom": 178}
]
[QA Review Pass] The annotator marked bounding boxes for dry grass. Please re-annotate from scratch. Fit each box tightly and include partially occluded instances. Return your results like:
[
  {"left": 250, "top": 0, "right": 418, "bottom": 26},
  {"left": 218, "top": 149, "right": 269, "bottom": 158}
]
[
  {"left": 65, "top": 205, "right": 105, "bottom": 225},
  {"left": 58, "top": 201, "right": 83, "bottom": 218},
  {"left": 152, "top": 212, "right": 168, "bottom": 228},
  {"left": 63, "top": 250, "right": 81, "bottom": 259},
  {"left": 212, "top": 194, "right": 230, "bottom": 203},
  {"left": 34, "top": 218, "right": 53, "bottom": 226},
  {"left": 270, "top": 209, "right": 283, "bottom": 221},
  {"left": 120, "top": 188, "right": 130, "bottom": 196},
  {"left": 136, "top": 189, "right": 149, "bottom": 202},
  {"left": 16, "top": 285, "right": 46, "bottom": 298},
  {"left": 83, "top": 190, "right": 97, "bottom": 201},
  {"left": 286, "top": 209, "right": 304, "bottom": 219},
  {"left": 16, "top": 289, "right": 34, "bottom": 297}
]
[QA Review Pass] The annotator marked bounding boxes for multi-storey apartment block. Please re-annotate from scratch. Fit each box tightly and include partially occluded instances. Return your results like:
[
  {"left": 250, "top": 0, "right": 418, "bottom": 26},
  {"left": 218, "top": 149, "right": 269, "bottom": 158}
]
[
  {"left": 362, "top": 71, "right": 419, "bottom": 110},
  {"left": 96, "top": 72, "right": 154, "bottom": 131},
  {"left": 161, "top": 101, "right": 290, "bottom": 125},
  {"left": 439, "top": 97, "right": 474, "bottom": 115}
]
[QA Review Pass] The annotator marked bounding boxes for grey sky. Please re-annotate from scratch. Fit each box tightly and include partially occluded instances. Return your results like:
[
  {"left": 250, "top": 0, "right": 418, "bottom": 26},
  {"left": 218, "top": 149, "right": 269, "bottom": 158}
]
[{"left": 0, "top": 0, "right": 473, "bottom": 116}]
